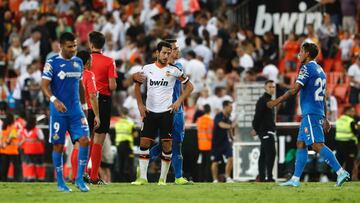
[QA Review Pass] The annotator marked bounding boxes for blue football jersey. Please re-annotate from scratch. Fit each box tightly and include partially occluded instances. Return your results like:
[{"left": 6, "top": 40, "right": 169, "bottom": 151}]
[
  {"left": 42, "top": 55, "right": 84, "bottom": 117},
  {"left": 170, "top": 62, "right": 184, "bottom": 113},
  {"left": 296, "top": 61, "right": 326, "bottom": 117}
]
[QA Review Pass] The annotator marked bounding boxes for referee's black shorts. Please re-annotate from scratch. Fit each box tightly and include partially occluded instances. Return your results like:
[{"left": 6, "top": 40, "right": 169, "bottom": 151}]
[
  {"left": 141, "top": 110, "right": 173, "bottom": 141},
  {"left": 92, "top": 94, "right": 111, "bottom": 134}
]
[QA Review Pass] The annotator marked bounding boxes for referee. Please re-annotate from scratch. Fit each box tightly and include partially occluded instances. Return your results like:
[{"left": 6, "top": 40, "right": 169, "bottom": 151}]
[
  {"left": 88, "top": 31, "right": 118, "bottom": 184},
  {"left": 252, "top": 80, "right": 276, "bottom": 182}
]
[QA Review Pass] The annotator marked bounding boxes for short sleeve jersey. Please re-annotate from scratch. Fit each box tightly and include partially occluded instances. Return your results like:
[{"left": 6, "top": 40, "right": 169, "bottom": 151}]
[
  {"left": 142, "top": 63, "right": 188, "bottom": 113},
  {"left": 42, "top": 54, "right": 83, "bottom": 116}
]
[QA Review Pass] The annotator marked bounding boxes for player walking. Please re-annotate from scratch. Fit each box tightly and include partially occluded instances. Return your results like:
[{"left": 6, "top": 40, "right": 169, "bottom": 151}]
[{"left": 268, "top": 42, "right": 350, "bottom": 187}]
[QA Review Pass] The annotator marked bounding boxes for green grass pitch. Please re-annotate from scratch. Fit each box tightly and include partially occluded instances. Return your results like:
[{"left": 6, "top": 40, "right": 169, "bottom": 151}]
[{"left": 0, "top": 182, "right": 359, "bottom": 203}]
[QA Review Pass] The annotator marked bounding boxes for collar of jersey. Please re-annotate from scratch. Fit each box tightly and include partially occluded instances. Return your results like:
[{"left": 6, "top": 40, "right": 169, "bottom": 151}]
[
  {"left": 308, "top": 60, "right": 317, "bottom": 65},
  {"left": 155, "top": 62, "right": 166, "bottom": 69},
  {"left": 58, "top": 53, "right": 75, "bottom": 61}
]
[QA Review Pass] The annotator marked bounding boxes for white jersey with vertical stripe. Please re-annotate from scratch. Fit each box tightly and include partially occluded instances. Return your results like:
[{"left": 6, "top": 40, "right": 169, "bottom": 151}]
[{"left": 142, "top": 63, "right": 187, "bottom": 113}]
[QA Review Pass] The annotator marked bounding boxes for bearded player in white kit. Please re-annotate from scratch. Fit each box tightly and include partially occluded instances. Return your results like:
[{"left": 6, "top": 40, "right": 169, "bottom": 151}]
[{"left": 132, "top": 41, "right": 193, "bottom": 185}]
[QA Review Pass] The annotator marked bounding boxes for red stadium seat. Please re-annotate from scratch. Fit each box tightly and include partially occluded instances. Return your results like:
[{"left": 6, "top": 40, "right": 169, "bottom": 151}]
[
  {"left": 328, "top": 72, "right": 345, "bottom": 85},
  {"left": 326, "top": 83, "right": 335, "bottom": 95},
  {"left": 333, "top": 61, "right": 344, "bottom": 72},
  {"left": 333, "top": 84, "right": 349, "bottom": 103},
  {"left": 323, "top": 59, "right": 334, "bottom": 72}
]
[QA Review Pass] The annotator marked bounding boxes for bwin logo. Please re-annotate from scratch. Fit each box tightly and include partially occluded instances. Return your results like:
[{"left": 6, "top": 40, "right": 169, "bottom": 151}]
[{"left": 150, "top": 79, "right": 168, "bottom": 86}]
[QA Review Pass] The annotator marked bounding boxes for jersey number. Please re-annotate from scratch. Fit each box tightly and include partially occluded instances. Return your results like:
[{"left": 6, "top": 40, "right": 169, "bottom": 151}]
[
  {"left": 54, "top": 122, "right": 60, "bottom": 133},
  {"left": 314, "top": 78, "right": 326, "bottom": 101}
]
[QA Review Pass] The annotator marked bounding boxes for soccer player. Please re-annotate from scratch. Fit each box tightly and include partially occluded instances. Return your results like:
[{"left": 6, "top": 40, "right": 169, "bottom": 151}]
[
  {"left": 268, "top": 42, "right": 350, "bottom": 187},
  {"left": 88, "top": 31, "right": 117, "bottom": 184},
  {"left": 146, "top": 39, "right": 193, "bottom": 184},
  {"left": 70, "top": 50, "right": 100, "bottom": 183},
  {"left": 131, "top": 41, "right": 193, "bottom": 185},
  {"left": 41, "top": 32, "right": 90, "bottom": 192}
]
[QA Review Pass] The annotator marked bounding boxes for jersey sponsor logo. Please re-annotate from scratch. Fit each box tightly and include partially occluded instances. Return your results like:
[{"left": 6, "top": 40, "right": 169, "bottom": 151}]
[
  {"left": 58, "top": 71, "right": 66, "bottom": 80},
  {"left": 149, "top": 79, "right": 169, "bottom": 86},
  {"left": 57, "top": 71, "right": 82, "bottom": 80}
]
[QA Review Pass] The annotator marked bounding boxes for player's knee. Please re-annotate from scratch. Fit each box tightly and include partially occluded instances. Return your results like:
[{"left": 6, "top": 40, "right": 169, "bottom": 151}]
[
  {"left": 140, "top": 138, "right": 152, "bottom": 148},
  {"left": 78, "top": 136, "right": 89, "bottom": 146},
  {"left": 53, "top": 144, "right": 64, "bottom": 152},
  {"left": 296, "top": 141, "right": 306, "bottom": 149},
  {"left": 161, "top": 140, "right": 172, "bottom": 153}
]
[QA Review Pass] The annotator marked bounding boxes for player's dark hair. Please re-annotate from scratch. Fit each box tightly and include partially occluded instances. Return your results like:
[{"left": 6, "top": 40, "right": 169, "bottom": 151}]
[
  {"left": 89, "top": 31, "right": 105, "bottom": 49},
  {"left": 203, "top": 104, "right": 211, "bottom": 114},
  {"left": 157, "top": 41, "right": 171, "bottom": 52},
  {"left": 77, "top": 50, "right": 91, "bottom": 66},
  {"left": 302, "top": 42, "right": 318, "bottom": 59},
  {"left": 165, "top": 39, "right": 177, "bottom": 44},
  {"left": 222, "top": 100, "right": 232, "bottom": 108},
  {"left": 59, "top": 32, "right": 76, "bottom": 44},
  {"left": 265, "top": 80, "right": 274, "bottom": 85}
]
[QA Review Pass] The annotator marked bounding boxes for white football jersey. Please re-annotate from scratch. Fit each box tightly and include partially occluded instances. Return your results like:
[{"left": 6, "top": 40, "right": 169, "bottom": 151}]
[{"left": 142, "top": 63, "right": 188, "bottom": 113}]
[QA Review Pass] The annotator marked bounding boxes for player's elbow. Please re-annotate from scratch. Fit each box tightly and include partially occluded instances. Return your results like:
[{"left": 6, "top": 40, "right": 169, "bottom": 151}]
[{"left": 186, "top": 81, "right": 194, "bottom": 93}]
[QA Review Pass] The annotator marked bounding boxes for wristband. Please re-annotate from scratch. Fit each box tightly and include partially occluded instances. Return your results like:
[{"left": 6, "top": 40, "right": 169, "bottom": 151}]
[
  {"left": 82, "top": 104, "right": 88, "bottom": 110},
  {"left": 50, "top": 96, "right": 57, "bottom": 103}
]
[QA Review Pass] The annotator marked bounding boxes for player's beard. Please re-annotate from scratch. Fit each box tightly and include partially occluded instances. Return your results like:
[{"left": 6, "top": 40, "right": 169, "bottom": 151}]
[{"left": 158, "top": 58, "right": 168, "bottom": 66}]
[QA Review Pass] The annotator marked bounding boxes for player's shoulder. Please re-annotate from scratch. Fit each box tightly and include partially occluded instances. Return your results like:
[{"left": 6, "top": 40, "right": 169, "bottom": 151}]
[
  {"left": 300, "top": 62, "right": 316, "bottom": 75},
  {"left": 142, "top": 63, "right": 155, "bottom": 70},
  {"left": 45, "top": 54, "right": 60, "bottom": 64},
  {"left": 92, "top": 52, "right": 113, "bottom": 63},
  {"left": 169, "top": 63, "right": 183, "bottom": 71},
  {"left": 71, "top": 55, "right": 82, "bottom": 62},
  {"left": 83, "top": 69, "right": 95, "bottom": 77}
]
